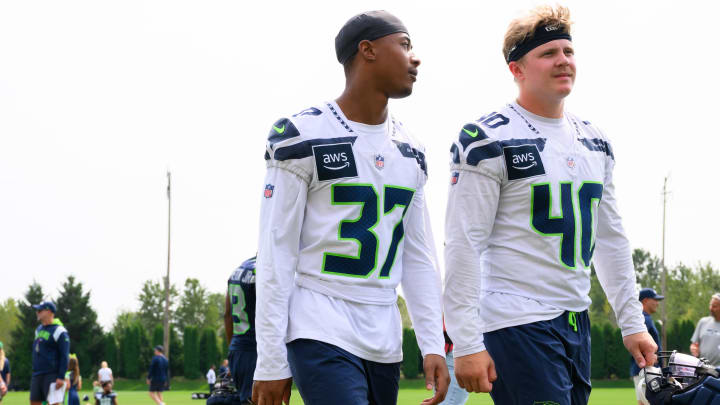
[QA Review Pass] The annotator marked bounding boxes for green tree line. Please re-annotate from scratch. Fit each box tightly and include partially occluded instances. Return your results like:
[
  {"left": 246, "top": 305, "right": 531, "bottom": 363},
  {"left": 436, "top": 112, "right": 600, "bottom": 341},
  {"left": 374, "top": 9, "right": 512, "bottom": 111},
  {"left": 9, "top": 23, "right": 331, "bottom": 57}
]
[{"left": 3, "top": 248, "right": 717, "bottom": 386}]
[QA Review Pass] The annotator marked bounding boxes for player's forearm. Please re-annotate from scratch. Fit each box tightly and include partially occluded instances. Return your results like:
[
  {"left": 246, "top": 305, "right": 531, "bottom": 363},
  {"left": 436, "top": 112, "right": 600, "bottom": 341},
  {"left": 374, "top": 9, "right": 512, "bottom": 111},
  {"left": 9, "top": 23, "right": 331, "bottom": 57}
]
[
  {"left": 400, "top": 191, "right": 445, "bottom": 357},
  {"left": 254, "top": 253, "right": 295, "bottom": 380},
  {"left": 594, "top": 182, "right": 645, "bottom": 335},
  {"left": 443, "top": 250, "right": 486, "bottom": 356},
  {"left": 443, "top": 169, "right": 498, "bottom": 355},
  {"left": 254, "top": 167, "right": 306, "bottom": 380},
  {"left": 57, "top": 341, "right": 70, "bottom": 381}
]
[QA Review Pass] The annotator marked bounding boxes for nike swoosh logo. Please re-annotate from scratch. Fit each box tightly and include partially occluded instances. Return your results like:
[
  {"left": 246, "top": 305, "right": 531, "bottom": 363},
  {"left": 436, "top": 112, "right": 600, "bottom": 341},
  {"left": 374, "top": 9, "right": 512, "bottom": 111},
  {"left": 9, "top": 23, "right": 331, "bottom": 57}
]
[
  {"left": 462, "top": 128, "right": 479, "bottom": 138},
  {"left": 273, "top": 125, "right": 285, "bottom": 134},
  {"left": 323, "top": 162, "right": 350, "bottom": 171},
  {"left": 511, "top": 161, "right": 537, "bottom": 170}
]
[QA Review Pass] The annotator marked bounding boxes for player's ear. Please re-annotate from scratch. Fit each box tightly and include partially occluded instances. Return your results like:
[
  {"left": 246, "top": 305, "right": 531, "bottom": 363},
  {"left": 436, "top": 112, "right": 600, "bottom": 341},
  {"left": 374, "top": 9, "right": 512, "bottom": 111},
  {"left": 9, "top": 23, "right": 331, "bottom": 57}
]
[
  {"left": 508, "top": 60, "right": 524, "bottom": 82},
  {"left": 357, "top": 39, "right": 376, "bottom": 62}
]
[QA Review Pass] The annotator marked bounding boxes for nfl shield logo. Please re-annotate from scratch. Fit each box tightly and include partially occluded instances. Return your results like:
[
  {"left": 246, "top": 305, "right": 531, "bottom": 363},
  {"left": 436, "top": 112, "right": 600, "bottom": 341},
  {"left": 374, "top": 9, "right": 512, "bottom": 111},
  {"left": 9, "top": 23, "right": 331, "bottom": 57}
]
[
  {"left": 451, "top": 171, "right": 459, "bottom": 185},
  {"left": 264, "top": 184, "right": 274, "bottom": 198},
  {"left": 567, "top": 157, "right": 575, "bottom": 169},
  {"left": 375, "top": 154, "right": 384, "bottom": 170}
]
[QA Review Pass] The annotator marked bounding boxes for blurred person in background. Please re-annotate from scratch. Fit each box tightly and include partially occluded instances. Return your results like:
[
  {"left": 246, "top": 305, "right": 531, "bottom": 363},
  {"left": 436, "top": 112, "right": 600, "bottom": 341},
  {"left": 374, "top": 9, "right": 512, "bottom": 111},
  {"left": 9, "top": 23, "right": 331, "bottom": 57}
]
[
  {"left": 146, "top": 346, "right": 169, "bottom": 405},
  {"left": 97, "top": 362, "right": 113, "bottom": 386},
  {"left": 65, "top": 354, "right": 82, "bottom": 405},
  {"left": 690, "top": 293, "right": 720, "bottom": 366},
  {"left": 0, "top": 341, "right": 10, "bottom": 396},
  {"left": 30, "top": 301, "right": 69, "bottom": 405},
  {"left": 631, "top": 288, "right": 663, "bottom": 405}
]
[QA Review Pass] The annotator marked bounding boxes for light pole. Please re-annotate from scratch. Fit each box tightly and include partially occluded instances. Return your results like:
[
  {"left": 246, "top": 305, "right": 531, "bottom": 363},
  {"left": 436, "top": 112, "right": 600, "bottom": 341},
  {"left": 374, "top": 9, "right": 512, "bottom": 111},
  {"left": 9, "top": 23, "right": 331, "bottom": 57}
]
[{"left": 164, "top": 171, "right": 171, "bottom": 361}]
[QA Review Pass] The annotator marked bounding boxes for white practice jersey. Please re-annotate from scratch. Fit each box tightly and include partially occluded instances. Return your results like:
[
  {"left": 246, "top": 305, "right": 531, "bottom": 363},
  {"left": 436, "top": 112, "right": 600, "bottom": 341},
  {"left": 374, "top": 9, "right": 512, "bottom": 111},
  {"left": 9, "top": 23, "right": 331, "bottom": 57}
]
[
  {"left": 254, "top": 101, "right": 444, "bottom": 380},
  {"left": 444, "top": 102, "right": 646, "bottom": 357}
]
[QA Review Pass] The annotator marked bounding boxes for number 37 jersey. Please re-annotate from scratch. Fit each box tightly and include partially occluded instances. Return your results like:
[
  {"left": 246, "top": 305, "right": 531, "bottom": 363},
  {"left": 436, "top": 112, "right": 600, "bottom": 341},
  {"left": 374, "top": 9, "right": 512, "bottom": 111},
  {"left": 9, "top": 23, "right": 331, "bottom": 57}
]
[
  {"left": 444, "top": 102, "right": 644, "bottom": 355},
  {"left": 254, "top": 101, "right": 443, "bottom": 380}
]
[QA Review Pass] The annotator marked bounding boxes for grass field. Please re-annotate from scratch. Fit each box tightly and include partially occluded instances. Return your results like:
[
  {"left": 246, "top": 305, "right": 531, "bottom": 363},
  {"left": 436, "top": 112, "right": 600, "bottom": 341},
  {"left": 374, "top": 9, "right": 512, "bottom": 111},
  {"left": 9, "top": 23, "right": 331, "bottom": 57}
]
[{"left": 0, "top": 386, "right": 639, "bottom": 405}]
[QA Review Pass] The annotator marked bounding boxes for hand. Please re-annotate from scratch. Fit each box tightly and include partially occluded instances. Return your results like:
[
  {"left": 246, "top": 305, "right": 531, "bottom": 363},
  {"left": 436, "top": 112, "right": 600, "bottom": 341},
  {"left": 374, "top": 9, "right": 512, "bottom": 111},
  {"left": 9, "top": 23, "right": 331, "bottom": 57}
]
[
  {"left": 55, "top": 379, "right": 65, "bottom": 389},
  {"left": 251, "top": 378, "right": 292, "bottom": 405},
  {"left": 0, "top": 381, "right": 6, "bottom": 395},
  {"left": 146, "top": 379, "right": 150, "bottom": 385},
  {"left": 623, "top": 331, "right": 658, "bottom": 368},
  {"left": 420, "top": 354, "right": 450, "bottom": 405},
  {"left": 454, "top": 351, "right": 496, "bottom": 393},
  {"left": 690, "top": 342, "right": 700, "bottom": 357}
]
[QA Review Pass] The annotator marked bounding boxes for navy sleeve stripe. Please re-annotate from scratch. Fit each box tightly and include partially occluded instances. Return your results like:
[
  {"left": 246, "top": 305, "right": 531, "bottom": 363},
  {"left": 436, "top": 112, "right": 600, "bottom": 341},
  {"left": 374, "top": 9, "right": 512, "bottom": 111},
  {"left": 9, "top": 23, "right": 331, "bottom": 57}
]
[
  {"left": 393, "top": 141, "right": 427, "bottom": 175},
  {"left": 466, "top": 142, "right": 503, "bottom": 165},
  {"left": 578, "top": 138, "right": 614, "bottom": 160},
  {"left": 273, "top": 136, "right": 357, "bottom": 161},
  {"left": 450, "top": 144, "right": 460, "bottom": 164},
  {"left": 499, "top": 137, "right": 547, "bottom": 151}
]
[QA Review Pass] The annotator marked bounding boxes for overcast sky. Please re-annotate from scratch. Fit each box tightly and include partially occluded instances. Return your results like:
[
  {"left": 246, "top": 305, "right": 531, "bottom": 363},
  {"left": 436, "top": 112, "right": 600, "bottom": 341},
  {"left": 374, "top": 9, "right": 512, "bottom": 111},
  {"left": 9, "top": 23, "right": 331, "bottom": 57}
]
[{"left": 1, "top": 0, "right": 718, "bottom": 329}]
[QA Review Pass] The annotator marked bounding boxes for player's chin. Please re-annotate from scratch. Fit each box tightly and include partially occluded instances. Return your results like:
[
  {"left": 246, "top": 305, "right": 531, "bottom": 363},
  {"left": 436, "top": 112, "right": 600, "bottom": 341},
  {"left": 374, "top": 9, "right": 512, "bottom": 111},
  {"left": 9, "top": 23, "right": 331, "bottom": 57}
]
[
  {"left": 555, "top": 84, "right": 573, "bottom": 98},
  {"left": 389, "top": 84, "right": 414, "bottom": 99}
]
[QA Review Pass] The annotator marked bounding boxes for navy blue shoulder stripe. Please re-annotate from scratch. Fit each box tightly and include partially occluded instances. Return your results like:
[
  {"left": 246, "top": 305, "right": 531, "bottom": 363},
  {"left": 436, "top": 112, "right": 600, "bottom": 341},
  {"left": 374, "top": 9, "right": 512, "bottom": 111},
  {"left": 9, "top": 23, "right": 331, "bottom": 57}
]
[
  {"left": 393, "top": 141, "right": 415, "bottom": 158},
  {"left": 293, "top": 107, "right": 322, "bottom": 117},
  {"left": 450, "top": 144, "right": 460, "bottom": 164},
  {"left": 274, "top": 136, "right": 358, "bottom": 161},
  {"left": 499, "top": 138, "right": 547, "bottom": 151},
  {"left": 393, "top": 141, "right": 427, "bottom": 175},
  {"left": 458, "top": 123, "right": 489, "bottom": 151},
  {"left": 466, "top": 142, "right": 503, "bottom": 166},
  {"left": 463, "top": 138, "right": 545, "bottom": 166},
  {"left": 267, "top": 118, "right": 300, "bottom": 146},
  {"left": 578, "top": 138, "right": 614, "bottom": 160}
]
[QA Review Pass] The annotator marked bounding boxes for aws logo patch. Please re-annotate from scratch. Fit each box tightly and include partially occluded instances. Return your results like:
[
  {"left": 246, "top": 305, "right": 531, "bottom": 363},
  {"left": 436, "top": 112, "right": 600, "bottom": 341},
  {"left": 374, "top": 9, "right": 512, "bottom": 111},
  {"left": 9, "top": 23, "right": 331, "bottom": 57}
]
[
  {"left": 312, "top": 143, "right": 358, "bottom": 181},
  {"left": 503, "top": 144, "right": 546, "bottom": 180}
]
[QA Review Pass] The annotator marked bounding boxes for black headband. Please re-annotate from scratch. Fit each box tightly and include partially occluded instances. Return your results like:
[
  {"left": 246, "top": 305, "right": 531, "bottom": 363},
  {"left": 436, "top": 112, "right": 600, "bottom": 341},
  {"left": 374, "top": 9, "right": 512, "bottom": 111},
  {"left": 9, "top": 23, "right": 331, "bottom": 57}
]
[
  {"left": 335, "top": 10, "right": 408, "bottom": 64},
  {"left": 506, "top": 24, "right": 571, "bottom": 64}
]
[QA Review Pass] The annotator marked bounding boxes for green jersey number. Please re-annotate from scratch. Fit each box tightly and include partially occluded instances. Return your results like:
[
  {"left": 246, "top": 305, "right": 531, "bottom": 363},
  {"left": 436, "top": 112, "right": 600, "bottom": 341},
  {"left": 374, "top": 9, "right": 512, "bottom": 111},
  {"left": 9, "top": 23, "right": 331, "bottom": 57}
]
[
  {"left": 322, "top": 183, "right": 415, "bottom": 279},
  {"left": 530, "top": 181, "right": 603, "bottom": 269},
  {"left": 228, "top": 283, "right": 249, "bottom": 335}
]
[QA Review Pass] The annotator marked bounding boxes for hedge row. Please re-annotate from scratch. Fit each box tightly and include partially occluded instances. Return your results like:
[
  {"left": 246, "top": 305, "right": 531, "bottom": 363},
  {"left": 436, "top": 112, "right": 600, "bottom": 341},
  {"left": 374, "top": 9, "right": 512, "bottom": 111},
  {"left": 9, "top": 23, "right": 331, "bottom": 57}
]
[{"left": 402, "top": 320, "right": 696, "bottom": 380}]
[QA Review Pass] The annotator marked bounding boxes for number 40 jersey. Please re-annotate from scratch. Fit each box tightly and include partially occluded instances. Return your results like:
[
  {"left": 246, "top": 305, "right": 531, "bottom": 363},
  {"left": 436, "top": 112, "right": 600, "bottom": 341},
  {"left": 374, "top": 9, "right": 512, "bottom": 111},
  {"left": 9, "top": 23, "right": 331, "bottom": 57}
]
[
  {"left": 444, "top": 102, "right": 646, "bottom": 357},
  {"left": 254, "top": 101, "right": 444, "bottom": 380}
]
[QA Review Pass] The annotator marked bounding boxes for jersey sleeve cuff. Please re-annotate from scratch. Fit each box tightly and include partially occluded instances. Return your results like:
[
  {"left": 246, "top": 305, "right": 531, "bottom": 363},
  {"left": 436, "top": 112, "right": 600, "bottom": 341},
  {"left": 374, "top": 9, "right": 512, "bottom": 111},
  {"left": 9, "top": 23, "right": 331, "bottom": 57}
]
[
  {"left": 621, "top": 326, "right": 651, "bottom": 338},
  {"left": 253, "top": 368, "right": 292, "bottom": 381},
  {"left": 421, "top": 348, "right": 446, "bottom": 359},
  {"left": 451, "top": 343, "right": 486, "bottom": 358}
]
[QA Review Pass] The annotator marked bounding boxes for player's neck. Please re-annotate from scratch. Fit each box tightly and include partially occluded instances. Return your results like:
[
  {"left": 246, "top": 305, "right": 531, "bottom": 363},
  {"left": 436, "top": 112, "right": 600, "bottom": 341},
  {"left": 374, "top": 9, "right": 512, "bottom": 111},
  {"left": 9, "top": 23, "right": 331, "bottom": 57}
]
[
  {"left": 516, "top": 93, "right": 565, "bottom": 119},
  {"left": 336, "top": 85, "right": 389, "bottom": 125}
]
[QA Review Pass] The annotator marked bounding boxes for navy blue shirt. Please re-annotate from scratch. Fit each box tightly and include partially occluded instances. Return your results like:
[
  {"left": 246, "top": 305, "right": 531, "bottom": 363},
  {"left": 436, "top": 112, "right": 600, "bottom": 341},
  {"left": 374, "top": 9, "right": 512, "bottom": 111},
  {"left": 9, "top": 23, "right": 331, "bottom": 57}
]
[
  {"left": 148, "top": 355, "right": 169, "bottom": 383},
  {"left": 630, "top": 311, "right": 661, "bottom": 376},
  {"left": 228, "top": 257, "right": 257, "bottom": 352},
  {"left": 1, "top": 358, "right": 9, "bottom": 385},
  {"left": 32, "top": 320, "right": 70, "bottom": 380},
  {"left": 218, "top": 365, "right": 228, "bottom": 376},
  {"left": 1, "top": 358, "right": 10, "bottom": 383}
]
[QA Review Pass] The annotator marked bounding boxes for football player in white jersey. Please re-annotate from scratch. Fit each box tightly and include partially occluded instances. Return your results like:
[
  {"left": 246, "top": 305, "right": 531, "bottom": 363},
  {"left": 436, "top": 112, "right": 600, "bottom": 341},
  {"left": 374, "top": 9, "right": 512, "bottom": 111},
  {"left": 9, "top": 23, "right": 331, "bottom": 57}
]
[
  {"left": 443, "top": 5, "right": 658, "bottom": 405},
  {"left": 252, "top": 10, "right": 448, "bottom": 405}
]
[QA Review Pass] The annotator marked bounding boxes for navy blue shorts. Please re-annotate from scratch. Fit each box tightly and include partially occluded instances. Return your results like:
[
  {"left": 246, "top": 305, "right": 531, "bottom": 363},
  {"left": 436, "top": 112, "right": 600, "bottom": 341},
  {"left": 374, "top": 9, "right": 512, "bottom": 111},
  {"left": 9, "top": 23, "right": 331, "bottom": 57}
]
[
  {"left": 228, "top": 349, "right": 256, "bottom": 402},
  {"left": 30, "top": 373, "right": 56, "bottom": 402},
  {"left": 149, "top": 381, "right": 167, "bottom": 392},
  {"left": 484, "top": 311, "right": 591, "bottom": 405},
  {"left": 287, "top": 339, "right": 401, "bottom": 405}
]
